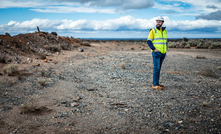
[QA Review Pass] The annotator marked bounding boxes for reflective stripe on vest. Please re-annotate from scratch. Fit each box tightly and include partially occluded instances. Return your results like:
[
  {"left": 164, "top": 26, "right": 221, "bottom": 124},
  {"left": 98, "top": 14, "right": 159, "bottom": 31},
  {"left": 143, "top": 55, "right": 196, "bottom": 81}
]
[{"left": 151, "top": 27, "right": 167, "bottom": 54}]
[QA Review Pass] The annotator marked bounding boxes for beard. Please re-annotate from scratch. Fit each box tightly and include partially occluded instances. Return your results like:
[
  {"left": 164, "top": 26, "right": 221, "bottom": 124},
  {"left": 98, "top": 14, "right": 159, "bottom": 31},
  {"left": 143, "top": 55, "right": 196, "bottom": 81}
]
[{"left": 156, "top": 23, "right": 163, "bottom": 27}]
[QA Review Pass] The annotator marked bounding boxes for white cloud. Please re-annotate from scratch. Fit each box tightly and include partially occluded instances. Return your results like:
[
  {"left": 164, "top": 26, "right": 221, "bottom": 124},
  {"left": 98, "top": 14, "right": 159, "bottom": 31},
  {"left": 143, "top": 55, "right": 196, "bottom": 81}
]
[
  {"left": 0, "top": 0, "right": 154, "bottom": 12},
  {"left": 31, "top": 6, "right": 116, "bottom": 14},
  {"left": 0, "top": 0, "right": 46, "bottom": 8},
  {"left": 1, "top": 16, "right": 221, "bottom": 38},
  {"left": 53, "top": 0, "right": 154, "bottom": 10},
  {"left": 164, "top": 0, "right": 221, "bottom": 13}
]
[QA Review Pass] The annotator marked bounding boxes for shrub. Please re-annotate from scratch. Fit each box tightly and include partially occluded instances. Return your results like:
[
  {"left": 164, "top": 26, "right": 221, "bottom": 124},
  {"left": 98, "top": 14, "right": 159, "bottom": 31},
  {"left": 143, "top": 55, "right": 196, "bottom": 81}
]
[
  {"left": 217, "top": 66, "right": 221, "bottom": 70},
  {"left": 180, "top": 41, "right": 187, "bottom": 48},
  {"left": 3, "top": 64, "right": 19, "bottom": 76},
  {"left": 76, "top": 38, "right": 82, "bottom": 43},
  {"left": 59, "top": 43, "right": 70, "bottom": 50},
  {"left": 72, "top": 44, "right": 78, "bottom": 48},
  {"left": 208, "top": 45, "right": 214, "bottom": 49},
  {"left": 205, "top": 41, "right": 212, "bottom": 46},
  {"left": 196, "top": 39, "right": 207, "bottom": 48},
  {"left": 39, "top": 53, "right": 46, "bottom": 60},
  {"left": 176, "top": 42, "right": 180, "bottom": 47},
  {"left": 38, "top": 78, "right": 48, "bottom": 86},
  {"left": 196, "top": 55, "right": 206, "bottom": 59},
  {"left": 20, "top": 95, "right": 38, "bottom": 110},
  {"left": 188, "top": 39, "right": 198, "bottom": 47},
  {"left": 197, "top": 67, "right": 216, "bottom": 78},
  {"left": 168, "top": 42, "right": 176, "bottom": 48},
  {"left": 140, "top": 47, "right": 145, "bottom": 50},
  {"left": 185, "top": 43, "right": 190, "bottom": 48},
  {"left": 211, "top": 42, "right": 221, "bottom": 48},
  {"left": 49, "top": 45, "right": 61, "bottom": 52},
  {"left": 40, "top": 68, "right": 46, "bottom": 77},
  {"left": 196, "top": 42, "right": 203, "bottom": 48},
  {"left": 183, "top": 37, "right": 188, "bottom": 42},
  {"left": 120, "top": 63, "right": 126, "bottom": 69},
  {"left": 81, "top": 41, "right": 91, "bottom": 46}
]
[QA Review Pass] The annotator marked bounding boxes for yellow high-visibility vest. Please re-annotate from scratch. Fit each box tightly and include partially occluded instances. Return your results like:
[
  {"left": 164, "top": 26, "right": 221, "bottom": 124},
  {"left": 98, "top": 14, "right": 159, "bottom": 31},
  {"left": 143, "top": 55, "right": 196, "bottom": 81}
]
[{"left": 151, "top": 27, "right": 167, "bottom": 54}]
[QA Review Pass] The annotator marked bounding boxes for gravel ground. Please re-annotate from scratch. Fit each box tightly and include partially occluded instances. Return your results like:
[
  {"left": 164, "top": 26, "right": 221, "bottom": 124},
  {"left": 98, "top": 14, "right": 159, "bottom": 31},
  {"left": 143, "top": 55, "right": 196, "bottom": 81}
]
[{"left": 0, "top": 45, "right": 221, "bottom": 134}]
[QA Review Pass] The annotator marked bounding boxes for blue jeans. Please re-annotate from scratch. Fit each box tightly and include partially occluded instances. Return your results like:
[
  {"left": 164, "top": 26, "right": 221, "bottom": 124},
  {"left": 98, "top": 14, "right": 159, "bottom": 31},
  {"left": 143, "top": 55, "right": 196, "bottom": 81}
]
[{"left": 152, "top": 52, "right": 166, "bottom": 86}]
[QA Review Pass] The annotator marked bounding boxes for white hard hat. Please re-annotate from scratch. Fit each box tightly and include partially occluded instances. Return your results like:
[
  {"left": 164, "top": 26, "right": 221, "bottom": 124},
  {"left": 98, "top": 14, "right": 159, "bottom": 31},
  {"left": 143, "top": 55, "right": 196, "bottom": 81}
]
[{"left": 156, "top": 16, "right": 164, "bottom": 21}]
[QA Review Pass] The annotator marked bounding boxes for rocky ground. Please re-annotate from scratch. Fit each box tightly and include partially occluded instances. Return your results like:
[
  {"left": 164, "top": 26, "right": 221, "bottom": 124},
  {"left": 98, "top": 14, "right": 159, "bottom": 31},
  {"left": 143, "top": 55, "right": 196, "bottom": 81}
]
[{"left": 0, "top": 33, "right": 221, "bottom": 134}]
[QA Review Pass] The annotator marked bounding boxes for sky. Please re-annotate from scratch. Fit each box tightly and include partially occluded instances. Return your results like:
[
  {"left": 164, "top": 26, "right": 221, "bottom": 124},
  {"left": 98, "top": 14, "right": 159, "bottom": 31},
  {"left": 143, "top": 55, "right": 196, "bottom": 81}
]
[{"left": 0, "top": 0, "right": 221, "bottom": 38}]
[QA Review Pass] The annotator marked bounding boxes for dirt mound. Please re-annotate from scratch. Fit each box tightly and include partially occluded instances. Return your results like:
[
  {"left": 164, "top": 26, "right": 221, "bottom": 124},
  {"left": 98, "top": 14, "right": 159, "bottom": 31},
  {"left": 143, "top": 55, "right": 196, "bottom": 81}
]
[{"left": 0, "top": 31, "right": 82, "bottom": 64}]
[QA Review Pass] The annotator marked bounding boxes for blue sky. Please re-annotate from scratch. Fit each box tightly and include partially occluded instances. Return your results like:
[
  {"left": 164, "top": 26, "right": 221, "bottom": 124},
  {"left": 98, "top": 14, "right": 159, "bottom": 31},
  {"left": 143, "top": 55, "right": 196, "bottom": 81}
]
[{"left": 0, "top": 0, "right": 221, "bottom": 38}]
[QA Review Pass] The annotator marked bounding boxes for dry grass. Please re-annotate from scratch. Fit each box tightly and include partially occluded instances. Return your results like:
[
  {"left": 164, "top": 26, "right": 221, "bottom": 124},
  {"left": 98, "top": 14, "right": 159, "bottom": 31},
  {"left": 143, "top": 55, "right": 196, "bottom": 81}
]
[
  {"left": 49, "top": 45, "right": 61, "bottom": 52},
  {"left": 120, "top": 63, "right": 126, "bottom": 69},
  {"left": 3, "top": 64, "right": 19, "bottom": 76},
  {"left": 38, "top": 78, "right": 48, "bottom": 86},
  {"left": 197, "top": 67, "right": 216, "bottom": 78},
  {"left": 196, "top": 55, "right": 206, "bottom": 59},
  {"left": 20, "top": 95, "right": 51, "bottom": 114},
  {"left": 40, "top": 68, "right": 46, "bottom": 77},
  {"left": 81, "top": 41, "right": 91, "bottom": 46},
  {"left": 20, "top": 95, "right": 39, "bottom": 113},
  {"left": 39, "top": 53, "right": 46, "bottom": 60}
]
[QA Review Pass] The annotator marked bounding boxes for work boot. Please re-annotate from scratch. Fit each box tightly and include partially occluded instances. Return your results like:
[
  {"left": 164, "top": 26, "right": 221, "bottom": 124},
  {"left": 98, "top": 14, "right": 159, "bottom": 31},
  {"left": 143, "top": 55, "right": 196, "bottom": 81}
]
[
  {"left": 152, "top": 85, "right": 163, "bottom": 90},
  {"left": 159, "top": 84, "right": 164, "bottom": 87},
  {"left": 152, "top": 84, "right": 164, "bottom": 88}
]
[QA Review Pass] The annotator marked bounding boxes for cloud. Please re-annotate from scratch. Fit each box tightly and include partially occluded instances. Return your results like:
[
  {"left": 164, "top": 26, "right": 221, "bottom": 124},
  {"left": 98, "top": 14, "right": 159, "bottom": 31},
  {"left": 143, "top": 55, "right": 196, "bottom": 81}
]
[
  {"left": 0, "top": 0, "right": 154, "bottom": 12},
  {"left": 163, "top": 0, "right": 221, "bottom": 16},
  {"left": 31, "top": 6, "right": 116, "bottom": 14},
  {"left": 206, "top": 5, "right": 218, "bottom": 9},
  {"left": 0, "top": 0, "right": 47, "bottom": 8},
  {"left": 53, "top": 0, "right": 154, "bottom": 10},
  {"left": 196, "top": 10, "right": 221, "bottom": 20},
  {"left": 1, "top": 16, "right": 221, "bottom": 37}
]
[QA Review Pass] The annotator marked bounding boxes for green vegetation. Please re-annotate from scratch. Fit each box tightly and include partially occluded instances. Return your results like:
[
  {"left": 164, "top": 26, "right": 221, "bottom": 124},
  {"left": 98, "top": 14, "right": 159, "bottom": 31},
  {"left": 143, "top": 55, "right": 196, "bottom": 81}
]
[
  {"left": 38, "top": 78, "right": 48, "bottom": 86},
  {"left": 3, "top": 64, "right": 19, "bottom": 76},
  {"left": 167, "top": 38, "right": 221, "bottom": 49},
  {"left": 81, "top": 41, "right": 91, "bottom": 46}
]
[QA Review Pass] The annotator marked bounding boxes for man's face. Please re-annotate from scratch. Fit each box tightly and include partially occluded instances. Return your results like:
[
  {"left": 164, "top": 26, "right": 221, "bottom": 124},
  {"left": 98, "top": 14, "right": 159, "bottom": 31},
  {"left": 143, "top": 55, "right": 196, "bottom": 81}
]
[{"left": 156, "top": 20, "right": 164, "bottom": 27}]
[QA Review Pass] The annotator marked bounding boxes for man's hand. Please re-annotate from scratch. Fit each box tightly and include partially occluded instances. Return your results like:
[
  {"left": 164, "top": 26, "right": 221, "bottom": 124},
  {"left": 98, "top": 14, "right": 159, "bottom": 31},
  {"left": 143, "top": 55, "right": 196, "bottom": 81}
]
[{"left": 153, "top": 49, "right": 160, "bottom": 52}]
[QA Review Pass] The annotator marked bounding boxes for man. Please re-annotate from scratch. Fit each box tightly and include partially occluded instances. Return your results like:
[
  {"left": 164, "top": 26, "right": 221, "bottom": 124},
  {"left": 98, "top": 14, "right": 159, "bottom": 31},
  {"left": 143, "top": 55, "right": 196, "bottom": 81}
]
[{"left": 147, "top": 16, "right": 167, "bottom": 90}]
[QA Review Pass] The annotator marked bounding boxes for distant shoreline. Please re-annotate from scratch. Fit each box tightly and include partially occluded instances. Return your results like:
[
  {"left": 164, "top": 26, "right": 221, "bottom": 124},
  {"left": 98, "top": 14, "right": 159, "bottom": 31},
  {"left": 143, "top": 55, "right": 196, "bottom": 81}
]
[{"left": 82, "top": 38, "right": 221, "bottom": 41}]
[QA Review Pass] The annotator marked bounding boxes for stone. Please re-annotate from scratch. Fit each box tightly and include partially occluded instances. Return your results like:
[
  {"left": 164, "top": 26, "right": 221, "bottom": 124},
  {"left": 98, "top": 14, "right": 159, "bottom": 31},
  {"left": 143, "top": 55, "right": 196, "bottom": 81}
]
[
  {"left": 73, "top": 99, "right": 79, "bottom": 102},
  {"left": 178, "top": 120, "right": 183, "bottom": 124},
  {"left": 77, "top": 96, "right": 82, "bottom": 100},
  {"left": 71, "top": 103, "right": 79, "bottom": 107},
  {"left": 37, "top": 26, "right": 40, "bottom": 33},
  {"left": 51, "top": 32, "right": 57, "bottom": 36},
  {"left": 217, "top": 66, "right": 221, "bottom": 70},
  {"left": 43, "top": 59, "right": 47, "bottom": 62},
  {"left": 61, "top": 99, "right": 67, "bottom": 104},
  {"left": 33, "top": 64, "right": 40, "bottom": 67},
  {"left": 79, "top": 103, "right": 87, "bottom": 106},
  {"left": 78, "top": 48, "right": 84, "bottom": 52},
  {"left": 5, "top": 32, "right": 11, "bottom": 37},
  {"left": 87, "top": 88, "right": 98, "bottom": 91}
]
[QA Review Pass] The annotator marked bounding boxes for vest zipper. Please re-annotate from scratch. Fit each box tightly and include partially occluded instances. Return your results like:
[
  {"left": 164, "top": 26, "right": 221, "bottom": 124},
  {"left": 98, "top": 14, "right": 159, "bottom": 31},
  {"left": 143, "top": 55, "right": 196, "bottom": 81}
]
[{"left": 162, "top": 30, "right": 164, "bottom": 53}]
